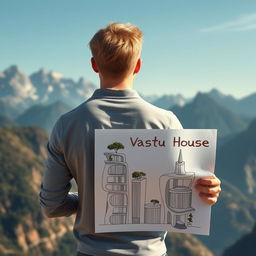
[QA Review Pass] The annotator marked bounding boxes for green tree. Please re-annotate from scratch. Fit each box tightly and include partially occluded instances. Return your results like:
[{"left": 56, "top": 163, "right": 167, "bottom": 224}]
[
  {"left": 188, "top": 213, "right": 193, "bottom": 224},
  {"left": 107, "top": 142, "right": 124, "bottom": 153},
  {"left": 132, "top": 171, "right": 146, "bottom": 179},
  {"left": 150, "top": 199, "right": 160, "bottom": 205}
]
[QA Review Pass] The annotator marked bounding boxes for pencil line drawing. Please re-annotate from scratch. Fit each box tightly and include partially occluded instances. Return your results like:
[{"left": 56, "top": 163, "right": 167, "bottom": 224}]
[
  {"left": 102, "top": 142, "right": 129, "bottom": 225},
  {"left": 101, "top": 145, "right": 195, "bottom": 228},
  {"left": 131, "top": 171, "right": 147, "bottom": 224},
  {"left": 159, "top": 149, "right": 195, "bottom": 229}
]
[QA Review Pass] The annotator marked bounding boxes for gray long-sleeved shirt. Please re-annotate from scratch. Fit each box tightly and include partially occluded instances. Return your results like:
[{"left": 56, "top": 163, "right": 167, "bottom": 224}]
[{"left": 39, "top": 88, "right": 182, "bottom": 256}]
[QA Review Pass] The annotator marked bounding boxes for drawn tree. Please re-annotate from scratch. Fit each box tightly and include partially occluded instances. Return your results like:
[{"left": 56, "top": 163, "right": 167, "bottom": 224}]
[
  {"left": 150, "top": 199, "right": 160, "bottom": 205},
  {"left": 188, "top": 213, "right": 193, "bottom": 224},
  {"left": 107, "top": 142, "right": 124, "bottom": 153},
  {"left": 132, "top": 171, "right": 146, "bottom": 179}
]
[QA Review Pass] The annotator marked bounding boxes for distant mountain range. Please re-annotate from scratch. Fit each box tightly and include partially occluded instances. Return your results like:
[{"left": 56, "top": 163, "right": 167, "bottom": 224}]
[
  {"left": 216, "top": 118, "right": 256, "bottom": 198},
  {"left": 0, "top": 65, "right": 96, "bottom": 118},
  {"left": 16, "top": 100, "right": 72, "bottom": 133},
  {"left": 1, "top": 65, "right": 256, "bottom": 121},
  {"left": 208, "top": 88, "right": 256, "bottom": 118},
  {"left": 151, "top": 93, "right": 188, "bottom": 109},
  {"left": 6, "top": 91, "right": 249, "bottom": 139},
  {"left": 0, "top": 115, "right": 17, "bottom": 127},
  {"left": 171, "top": 93, "right": 248, "bottom": 137},
  {"left": 223, "top": 223, "right": 256, "bottom": 256},
  {"left": 147, "top": 88, "right": 256, "bottom": 119}
]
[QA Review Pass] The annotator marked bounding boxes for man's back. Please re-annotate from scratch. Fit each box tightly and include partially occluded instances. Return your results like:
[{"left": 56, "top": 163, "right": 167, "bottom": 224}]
[{"left": 40, "top": 88, "right": 182, "bottom": 256}]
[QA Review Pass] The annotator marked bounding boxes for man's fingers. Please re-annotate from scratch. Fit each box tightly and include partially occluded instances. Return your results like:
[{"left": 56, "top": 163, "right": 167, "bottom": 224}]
[
  {"left": 195, "top": 183, "right": 221, "bottom": 195},
  {"left": 197, "top": 176, "right": 221, "bottom": 186},
  {"left": 195, "top": 175, "right": 222, "bottom": 205},
  {"left": 199, "top": 192, "right": 218, "bottom": 205}
]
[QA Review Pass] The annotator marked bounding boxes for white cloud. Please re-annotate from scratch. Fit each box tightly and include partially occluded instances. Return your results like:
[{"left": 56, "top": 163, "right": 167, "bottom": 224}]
[{"left": 201, "top": 13, "right": 256, "bottom": 32}]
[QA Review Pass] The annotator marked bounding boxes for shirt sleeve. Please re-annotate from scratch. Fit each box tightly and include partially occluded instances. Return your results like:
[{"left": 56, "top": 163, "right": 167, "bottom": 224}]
[{"left": 39, "top": 116, "right": 78, "bottom": 218}]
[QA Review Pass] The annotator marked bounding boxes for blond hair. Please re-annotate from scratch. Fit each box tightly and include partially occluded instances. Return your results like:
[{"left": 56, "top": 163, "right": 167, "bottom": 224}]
[{"left": 89, "top": 22, "right": 143, "bottom": 78}]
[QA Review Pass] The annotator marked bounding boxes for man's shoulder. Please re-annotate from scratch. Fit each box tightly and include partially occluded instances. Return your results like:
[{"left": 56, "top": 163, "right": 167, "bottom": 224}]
[
  {"left": 135, "top": 97, "right": 183, "bottom": 129},
  {"left": 59, "top": 101, "right": 88, "bottom": 123}
]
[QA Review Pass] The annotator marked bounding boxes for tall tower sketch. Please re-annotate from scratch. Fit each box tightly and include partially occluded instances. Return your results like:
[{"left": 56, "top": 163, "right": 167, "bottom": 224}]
[
  {"left": 131, "top": 172, "right": 147, "bottom": 224},
  {"left": 160, "top": 150, "right": 195, "bottom": 229},
  {"left": 102, "top": 151, "right": 129, "bottom": 225}
]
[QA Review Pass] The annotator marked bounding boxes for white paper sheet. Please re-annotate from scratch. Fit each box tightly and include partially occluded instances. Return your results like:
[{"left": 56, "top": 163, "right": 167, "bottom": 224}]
[{"left": 95, "top": 129, "right": 217, "bottom": 235}]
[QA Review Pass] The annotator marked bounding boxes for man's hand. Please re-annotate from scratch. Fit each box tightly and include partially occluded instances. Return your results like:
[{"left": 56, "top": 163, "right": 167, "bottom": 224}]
[{"left": 195, "top": 175, "right": 221, "bottom": 205}]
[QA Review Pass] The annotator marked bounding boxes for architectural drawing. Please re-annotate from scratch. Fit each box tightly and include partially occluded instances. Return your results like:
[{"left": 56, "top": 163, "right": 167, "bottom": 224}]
[
  {"left": 95, "top": 129, "right": 216, "bottom": 234},
  {"left": 159, "top": 149, "right": 195, "bottom": 229},
  {"left": 102, "top": 147, "right": 195, "bottom": 228},
  {"left": 102, "top": 148, "right": 129, "bottom": 225}
]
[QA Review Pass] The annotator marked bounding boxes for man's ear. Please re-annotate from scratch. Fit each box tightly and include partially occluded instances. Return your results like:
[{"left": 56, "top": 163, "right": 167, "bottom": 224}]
[
  {"left": 91, "top": 57, "right": 99, "bottom": 73},
  {"left": 133, "top": 58, "right": 141, "bottom": 75}
]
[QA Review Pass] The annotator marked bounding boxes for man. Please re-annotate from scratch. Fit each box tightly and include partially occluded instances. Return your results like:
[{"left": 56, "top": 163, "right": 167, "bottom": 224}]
[{"left": 39, "top": 22, "right": 221, "bottom": 256}]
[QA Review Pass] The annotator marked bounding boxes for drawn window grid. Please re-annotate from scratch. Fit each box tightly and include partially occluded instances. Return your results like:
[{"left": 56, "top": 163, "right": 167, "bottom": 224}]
[
  {"left": 173, "top": 179, "right": 192, "bottom": 188},
  {"left": 107, "top": 175, "right": 126, "bottom": 184},
  {"left": 109, "top": 194, "right": 128, "bottom": 206},
  {"left": 110, "top": 215, "right": 126, "bottom": 224},
  {"left": 106, "top": 184, "right": 127, "bottom": 192},
  {"left": 113, "top": 207, "right": 127, "bottom": 214},
  {"left": 109, "top": 155, "right": 124, "bottom": 162},
  {"left": 168, "top": 191, "right": 192, "bottom": 209},
  {"left": 108, "top": 164, "right": 127, "bottom": 175}
]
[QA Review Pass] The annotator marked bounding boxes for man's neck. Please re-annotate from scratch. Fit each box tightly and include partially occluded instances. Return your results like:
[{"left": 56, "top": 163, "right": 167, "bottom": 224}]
[{"left": 99, "top": 74, "right": 134, "bottom": 90}]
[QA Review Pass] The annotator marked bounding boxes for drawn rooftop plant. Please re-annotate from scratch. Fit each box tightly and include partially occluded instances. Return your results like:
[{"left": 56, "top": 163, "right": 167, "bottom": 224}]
[
  {"left": 132, "top": 171, "right": 146, "bottom": 179},
  {"left": 107, "top": 142, "right": 124, "bottom": 153},
  {"left": 150, "top": 199, "right": 160, "bottom": 205}
]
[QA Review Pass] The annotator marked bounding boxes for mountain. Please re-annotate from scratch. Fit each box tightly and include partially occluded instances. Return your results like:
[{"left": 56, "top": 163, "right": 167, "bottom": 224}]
[
  {"left": 208, "top": 88, "right": 256, "bottom": 118},
  {"left": 0, "top": 65, "right": 38, "bottom": 116},
  {"left": 0, "top": 115, "right": 17, "bottom": 127},
  {"left": 222, "top": 223, "right": 256, "bottom": 256},
  {"left": 151, "top": 94, "right": 188, "bottom": 109},
  {"left": 195, "top": 119, "right": 256, "bottom": 254},
  {"left": 30, "top": 68, "right": 96, "bottom": 107},
  {"left": 138, "top": 92, "right": 160, "bottom": 103},
  {"left": 171, "top": 92, "right": 248, "bottom": 137},
  {"left": 0, "top": 65, "right": 97, "bottom": 119},
  {"left": 0, "top": 126, "right": 76, "bottom": 255},
  {"left": 165, "top": 233, "right": 213, "bottom": 256},
  {"left": 238, "top": 93, "right": 256, "bottom": 118},
  {"left": 196, "top": 179, "right": 256, "bottom": 255},
  {"left": 216, "top": 118, "right": 256, "bottom": 198},
  {"left": 0, "top": 99, "right": 23, "bottom": 119},
  {"left": 207, "top": 88, "right": 237, "bottom": 109},
  {"left": 16, "top": 101, "right": 72, "bottom": 134}
]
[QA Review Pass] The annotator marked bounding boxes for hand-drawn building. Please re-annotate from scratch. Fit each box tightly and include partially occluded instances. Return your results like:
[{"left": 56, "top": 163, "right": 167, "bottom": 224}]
[
  {"left": 102, "top": 152, "right": 129, "bottom": 225},
  {"left": 160, "top": 150, "right": 195, "bottom": 229},
  {"left": 131, "top": 173, "right": 147, "bottom": 224}
]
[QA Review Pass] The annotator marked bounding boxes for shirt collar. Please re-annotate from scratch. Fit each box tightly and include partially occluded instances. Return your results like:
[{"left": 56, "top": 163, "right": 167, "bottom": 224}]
[{"left": 91, "top": 88, "right": 140, "bottom": 98}]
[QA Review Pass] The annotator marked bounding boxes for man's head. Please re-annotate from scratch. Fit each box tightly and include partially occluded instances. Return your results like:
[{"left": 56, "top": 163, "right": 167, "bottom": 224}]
[{"left": 89, "top": 23, "right": 143, "bottom": 80}]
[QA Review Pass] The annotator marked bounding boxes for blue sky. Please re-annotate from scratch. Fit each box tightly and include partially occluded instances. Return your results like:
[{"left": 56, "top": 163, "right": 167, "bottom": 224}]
[{"left": 0, "top": 0, "right": 255, "bottom": 98}]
